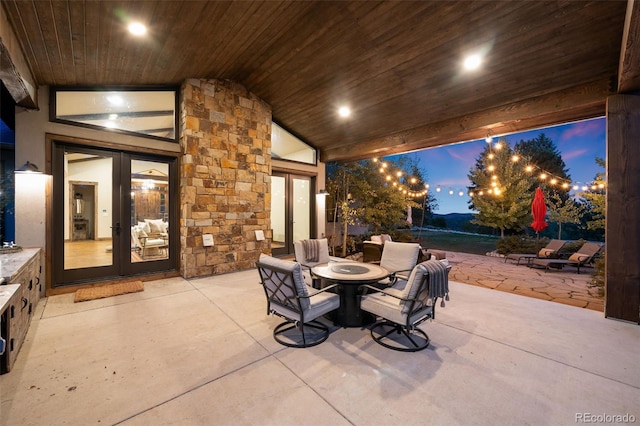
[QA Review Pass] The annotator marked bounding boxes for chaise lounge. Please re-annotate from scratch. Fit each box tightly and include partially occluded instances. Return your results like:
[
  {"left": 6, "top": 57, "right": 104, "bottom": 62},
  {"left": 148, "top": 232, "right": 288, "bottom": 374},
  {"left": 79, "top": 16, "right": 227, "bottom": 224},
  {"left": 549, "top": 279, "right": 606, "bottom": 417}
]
[
  {"left": 530, "top": 242, "right": 603, "bottom": 274},
  {"left": 505, "top": 239, "right": 566, "bottom": 265}
]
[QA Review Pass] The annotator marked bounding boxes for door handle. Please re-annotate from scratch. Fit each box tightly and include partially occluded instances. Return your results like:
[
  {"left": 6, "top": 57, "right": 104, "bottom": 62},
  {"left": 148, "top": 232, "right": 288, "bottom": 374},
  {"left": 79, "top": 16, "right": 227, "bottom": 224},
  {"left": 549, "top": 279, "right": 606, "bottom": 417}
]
[{"left": 111, "top": 222, "right": 121, "bottom": 236}]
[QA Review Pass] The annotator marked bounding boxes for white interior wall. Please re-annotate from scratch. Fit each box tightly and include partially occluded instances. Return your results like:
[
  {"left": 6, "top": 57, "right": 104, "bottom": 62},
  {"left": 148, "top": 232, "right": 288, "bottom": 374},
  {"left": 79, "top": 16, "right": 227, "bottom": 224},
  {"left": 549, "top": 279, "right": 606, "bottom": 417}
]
[{"left": 65, "top": 158, "right": 113, "bottom": 239}]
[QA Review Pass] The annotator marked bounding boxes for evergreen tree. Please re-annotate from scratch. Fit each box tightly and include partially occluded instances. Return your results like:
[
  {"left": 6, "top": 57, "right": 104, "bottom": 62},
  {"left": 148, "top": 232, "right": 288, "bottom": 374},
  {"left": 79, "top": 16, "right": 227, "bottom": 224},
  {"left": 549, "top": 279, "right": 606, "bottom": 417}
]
[
  {"left": 468, "top": 139, "right": 534, "bottom": 238},
  {"left": 514, "top": 133, "right": 571, "bottom": 197}
]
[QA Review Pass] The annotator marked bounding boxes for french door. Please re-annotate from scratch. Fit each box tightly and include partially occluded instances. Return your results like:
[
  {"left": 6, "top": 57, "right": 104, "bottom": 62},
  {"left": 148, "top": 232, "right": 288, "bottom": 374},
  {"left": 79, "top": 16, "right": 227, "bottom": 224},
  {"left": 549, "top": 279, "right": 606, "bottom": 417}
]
[
  {"left": 271, "top": 172, "right": 315, "bottom": 256},
  {"left": 52, "top": 142, "right": 178, "bottom": 287}
]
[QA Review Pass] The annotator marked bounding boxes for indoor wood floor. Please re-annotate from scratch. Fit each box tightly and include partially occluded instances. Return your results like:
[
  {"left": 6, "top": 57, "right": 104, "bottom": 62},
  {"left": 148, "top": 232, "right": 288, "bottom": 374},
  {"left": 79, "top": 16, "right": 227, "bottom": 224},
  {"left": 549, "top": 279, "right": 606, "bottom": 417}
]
[{"left": 64, "top": 239, "right": 167, "bottom": 269}]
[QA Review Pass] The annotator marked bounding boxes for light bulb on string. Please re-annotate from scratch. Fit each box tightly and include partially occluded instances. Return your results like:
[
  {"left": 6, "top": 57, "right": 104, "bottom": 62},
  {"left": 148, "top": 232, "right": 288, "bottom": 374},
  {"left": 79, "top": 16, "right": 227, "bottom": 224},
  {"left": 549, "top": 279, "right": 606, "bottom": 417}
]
[{"left": 485, "top": 132, "right": 493, "bottom": 143}]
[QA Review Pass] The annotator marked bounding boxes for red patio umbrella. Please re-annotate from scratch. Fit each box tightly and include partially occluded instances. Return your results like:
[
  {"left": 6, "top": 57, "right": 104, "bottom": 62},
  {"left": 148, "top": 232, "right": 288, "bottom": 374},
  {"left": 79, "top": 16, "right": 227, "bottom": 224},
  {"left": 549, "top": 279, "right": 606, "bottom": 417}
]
[{"left": 531, "top": 187, "right": 548, "bottom": 233}]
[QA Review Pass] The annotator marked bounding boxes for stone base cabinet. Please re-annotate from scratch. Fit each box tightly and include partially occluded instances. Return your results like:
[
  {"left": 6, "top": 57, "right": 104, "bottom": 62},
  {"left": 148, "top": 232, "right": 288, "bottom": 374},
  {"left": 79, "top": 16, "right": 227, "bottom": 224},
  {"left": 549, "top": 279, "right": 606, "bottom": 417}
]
[{"left": 0, "top": 248, "right": 43, "bottom": 374}]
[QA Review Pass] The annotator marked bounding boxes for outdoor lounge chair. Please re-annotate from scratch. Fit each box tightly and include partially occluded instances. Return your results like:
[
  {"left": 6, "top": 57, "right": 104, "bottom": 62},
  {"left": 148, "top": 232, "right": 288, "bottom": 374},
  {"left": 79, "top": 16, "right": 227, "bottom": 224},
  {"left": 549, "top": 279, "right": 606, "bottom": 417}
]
[
  {"left": 505, "top": 239, "right": 566, "bottom": 265},
  {"left": 360, "top": 259, "right": 450, "bottom": 352},
  {"left": 256, "top": 254, "right": 340, "bottom": 348},
  {"left": 530, "top": 242, "right": 603, "bottom": 274}
]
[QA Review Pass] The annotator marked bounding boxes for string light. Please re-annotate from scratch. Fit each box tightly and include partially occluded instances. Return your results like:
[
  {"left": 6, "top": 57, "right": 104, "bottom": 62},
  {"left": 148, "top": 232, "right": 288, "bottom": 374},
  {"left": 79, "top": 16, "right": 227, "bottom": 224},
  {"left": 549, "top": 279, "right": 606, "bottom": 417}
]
[{"left": 368, "top": 151, "right": 605, "bottom": 202}]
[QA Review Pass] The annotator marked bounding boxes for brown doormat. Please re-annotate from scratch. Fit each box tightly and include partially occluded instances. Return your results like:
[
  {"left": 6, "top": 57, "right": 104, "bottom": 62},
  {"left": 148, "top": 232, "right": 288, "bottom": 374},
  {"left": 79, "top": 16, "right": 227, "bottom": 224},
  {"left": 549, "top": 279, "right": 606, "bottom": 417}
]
[{"left": 74, "top": 281, "right": 144, "bottom": 303}]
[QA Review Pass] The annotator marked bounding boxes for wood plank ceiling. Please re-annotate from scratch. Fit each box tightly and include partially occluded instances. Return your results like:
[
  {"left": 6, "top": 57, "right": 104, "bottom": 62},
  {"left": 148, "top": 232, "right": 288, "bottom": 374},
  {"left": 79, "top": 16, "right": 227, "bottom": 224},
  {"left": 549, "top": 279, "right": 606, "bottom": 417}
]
[{"left": 2, "top": 1, "right": 637, "bottom": 162}]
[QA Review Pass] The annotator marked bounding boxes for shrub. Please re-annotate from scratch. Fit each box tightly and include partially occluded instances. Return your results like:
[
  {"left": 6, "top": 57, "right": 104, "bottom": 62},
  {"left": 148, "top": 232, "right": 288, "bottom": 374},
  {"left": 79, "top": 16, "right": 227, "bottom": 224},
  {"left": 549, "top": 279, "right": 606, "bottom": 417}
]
[
  {"left": 560, "top": 239, "right": 588, "bottom": 256},
  {"left": 496, "top": 235, "right": 545, "bottom": 255},
  {"left": 589, "top": 252, "right": 605, "bottom": 297}
]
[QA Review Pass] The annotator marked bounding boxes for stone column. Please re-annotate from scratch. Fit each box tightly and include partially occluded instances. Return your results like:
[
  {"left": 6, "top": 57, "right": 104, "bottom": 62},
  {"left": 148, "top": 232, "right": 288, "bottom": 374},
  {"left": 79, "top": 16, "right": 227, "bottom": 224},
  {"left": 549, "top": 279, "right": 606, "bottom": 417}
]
[{"left": 180, "top": 79, "right": 272, "bottom": 278}]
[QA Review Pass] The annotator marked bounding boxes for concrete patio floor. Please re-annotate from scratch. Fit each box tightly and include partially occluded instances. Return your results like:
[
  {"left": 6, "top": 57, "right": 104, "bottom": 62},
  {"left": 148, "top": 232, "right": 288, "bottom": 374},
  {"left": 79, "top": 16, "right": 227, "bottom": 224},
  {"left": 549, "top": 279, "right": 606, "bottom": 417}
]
[{"left": 1, "top": 264, "right": 637, "bottom": 426}]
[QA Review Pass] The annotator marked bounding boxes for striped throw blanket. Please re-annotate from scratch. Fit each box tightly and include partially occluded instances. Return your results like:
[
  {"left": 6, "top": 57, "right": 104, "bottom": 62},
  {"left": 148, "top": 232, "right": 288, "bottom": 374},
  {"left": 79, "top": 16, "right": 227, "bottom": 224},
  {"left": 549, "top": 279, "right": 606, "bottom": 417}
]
[
  {"left": 302, "top": 239, "right": 320, "bottom": 262},
  {"left": 423, "top": 260, "right": 450, "bottom": 307}
]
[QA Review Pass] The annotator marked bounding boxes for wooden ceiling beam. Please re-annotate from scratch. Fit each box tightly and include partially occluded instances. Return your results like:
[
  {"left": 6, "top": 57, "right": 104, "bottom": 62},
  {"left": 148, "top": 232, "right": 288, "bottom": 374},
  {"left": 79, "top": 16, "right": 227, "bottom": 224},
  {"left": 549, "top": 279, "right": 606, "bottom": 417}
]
[
  {"left": 618, "top": 0, "right": 640, "bottom": 93},
  {"left": 0, "top": 5, "right": 37, "bottom": 108},
  {"left": 320, "top": 79, "right": 612, "bottom": 163}
]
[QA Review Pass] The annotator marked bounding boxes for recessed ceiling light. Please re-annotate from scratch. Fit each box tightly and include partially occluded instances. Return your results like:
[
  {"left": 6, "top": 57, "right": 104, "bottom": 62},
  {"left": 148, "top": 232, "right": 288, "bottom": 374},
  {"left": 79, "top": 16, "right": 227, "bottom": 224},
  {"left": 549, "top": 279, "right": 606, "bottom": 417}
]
[
  {"left": 463, "top": 54, "right": 482, "bottom": 71},
  {"left": 338, "top": 106, "right": 351, "bottom": 118},
  {"left": 128, "top": 22, "right": 147, "bottom": 36}
]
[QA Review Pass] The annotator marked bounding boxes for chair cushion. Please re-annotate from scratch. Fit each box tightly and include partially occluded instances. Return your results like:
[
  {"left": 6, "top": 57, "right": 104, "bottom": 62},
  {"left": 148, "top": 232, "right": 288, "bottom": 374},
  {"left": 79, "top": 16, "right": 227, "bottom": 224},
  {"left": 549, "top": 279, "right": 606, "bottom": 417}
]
[
  {"left": 361, "top": 291, "right": 407, "bottom": 324},
  {"left": 568, "top": 252, "right": 586, "bottom": 263},
  {"left": 137, "top": 221, "right": 151, "bottom": 234},
  {"left": 380, "top": 234, "right": 393, "bottom": 243},
  {"left": 539, "top": 248, "right": 555, "bottom": 257},
  {"left": 380, "top": 241, "right": 420, "bottom": 274},
  {"left": 293, "top": 238, "right": 331, "bottom": 266},
  {"left": 370, "top": 235, "right": 383, "bottom": 244},
  {"left": 145, "top": 219, "right": 168, "bottom": 234},
  {"left": 258, "top": 254, "right": 309, "bottom": 307}
]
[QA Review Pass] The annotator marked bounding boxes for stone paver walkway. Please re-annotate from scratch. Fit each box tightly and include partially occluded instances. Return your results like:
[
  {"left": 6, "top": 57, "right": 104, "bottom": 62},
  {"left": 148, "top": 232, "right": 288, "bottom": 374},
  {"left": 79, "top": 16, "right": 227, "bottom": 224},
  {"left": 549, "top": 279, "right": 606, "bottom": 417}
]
[{"left": 445, "top": 251, "right": 604, "bottom": 311}]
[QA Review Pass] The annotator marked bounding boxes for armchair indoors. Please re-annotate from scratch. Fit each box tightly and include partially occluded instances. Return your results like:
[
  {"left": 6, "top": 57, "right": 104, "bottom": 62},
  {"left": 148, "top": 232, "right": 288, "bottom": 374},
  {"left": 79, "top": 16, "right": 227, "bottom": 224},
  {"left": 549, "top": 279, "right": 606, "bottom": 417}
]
[
  {"left": 131, "top": 223, "right": 168, "bottom": 258},
  {"left": 360, "top": 259, "right": 450, "bottom": 352},
  {"left": 256, "top": 254, "right": 340, "bottom": 348}
]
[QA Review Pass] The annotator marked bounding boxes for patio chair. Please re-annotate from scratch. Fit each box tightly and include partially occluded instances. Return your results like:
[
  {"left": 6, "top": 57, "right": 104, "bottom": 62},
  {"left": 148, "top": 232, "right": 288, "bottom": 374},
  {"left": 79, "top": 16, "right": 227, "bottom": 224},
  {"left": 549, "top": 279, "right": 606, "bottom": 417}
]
[
  {"left": 363, "top": 241, "right": 384, "bottom": 263},
  {"left": 505, "top": 239, "right": 566, "bottom": 265},
  {"left": 360, "top": 259, "right": 450, "bottom": 352},
  {"left": 530, "top": 242, "right": 603, "bottom": 274},
  {"left": 378, "top": 241, "right": 421, "bottom": 285},
  {"left": 293, "top": 238, "right": 348, "bottom": 287},
  {"left": 256, "top": 254, "right": 340, "bottom": 348}
]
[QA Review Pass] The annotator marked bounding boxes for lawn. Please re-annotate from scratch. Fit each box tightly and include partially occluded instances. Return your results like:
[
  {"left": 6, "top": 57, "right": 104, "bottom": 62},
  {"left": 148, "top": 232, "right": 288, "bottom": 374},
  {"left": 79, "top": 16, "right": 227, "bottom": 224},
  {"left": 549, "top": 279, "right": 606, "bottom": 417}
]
[{"left": 410, "top": 229, "right": 500, "bottom": 256}]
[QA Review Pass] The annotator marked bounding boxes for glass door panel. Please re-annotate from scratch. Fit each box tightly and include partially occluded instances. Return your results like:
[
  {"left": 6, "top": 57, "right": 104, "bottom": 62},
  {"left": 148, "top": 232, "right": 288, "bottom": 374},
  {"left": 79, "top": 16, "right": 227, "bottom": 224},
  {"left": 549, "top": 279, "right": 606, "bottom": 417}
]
[
  {"left": 271, "top": 175, "right": 286, "bottom": 251},
  {"left": 64, "top": 151, "right": 115, "bottom": 270},
  {"left": 54, "top": 145, "right": 120, "bottom": 284},
  {"left": 271, "top": 173, "right": 313, "bottom": 256},
  {"left": 131, "top": 159, "right": 170, "bottom": 263},
  {"left": 292, "top": 177, "right": 311, "bottom": 242}
]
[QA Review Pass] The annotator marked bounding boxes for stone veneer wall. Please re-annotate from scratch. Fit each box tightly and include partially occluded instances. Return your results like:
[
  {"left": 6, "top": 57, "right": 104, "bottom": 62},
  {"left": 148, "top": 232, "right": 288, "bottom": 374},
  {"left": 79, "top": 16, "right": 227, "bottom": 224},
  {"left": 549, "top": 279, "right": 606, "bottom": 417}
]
[{"left": 180, "top": 79, "right": 272, "bottom": 278}]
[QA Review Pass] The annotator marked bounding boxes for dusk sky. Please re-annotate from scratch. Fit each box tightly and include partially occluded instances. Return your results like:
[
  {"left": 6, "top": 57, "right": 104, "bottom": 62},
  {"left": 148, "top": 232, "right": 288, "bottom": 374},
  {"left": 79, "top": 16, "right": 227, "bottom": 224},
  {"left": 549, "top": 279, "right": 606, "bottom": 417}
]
[{"left": 387, "top": 117, "right": 606, "bottom": 215}]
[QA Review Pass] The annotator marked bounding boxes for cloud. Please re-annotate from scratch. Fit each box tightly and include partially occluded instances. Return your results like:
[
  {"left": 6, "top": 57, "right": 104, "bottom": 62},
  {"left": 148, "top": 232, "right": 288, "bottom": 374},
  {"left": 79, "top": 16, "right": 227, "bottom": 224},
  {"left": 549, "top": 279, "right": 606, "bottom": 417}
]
[
  {"left": 445, "top": 142, "right": 483, "bottom": 163},
  {"left": 560, "top": 119, "right": 604, "bottom": 141},
  {"left": 562, "top": 148, "right": 589, "bottom": 160}
]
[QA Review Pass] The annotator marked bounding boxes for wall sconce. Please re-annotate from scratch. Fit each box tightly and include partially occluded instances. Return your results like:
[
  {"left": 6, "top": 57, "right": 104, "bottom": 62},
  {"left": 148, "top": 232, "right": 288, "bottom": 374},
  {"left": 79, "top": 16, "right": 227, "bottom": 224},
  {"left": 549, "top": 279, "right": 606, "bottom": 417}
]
[
  {"left": 15, "top": 161, "right": 42, "bottom": 174},
  {"left": 317, "top": 189, "right": 329, "bottom": 196}
]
